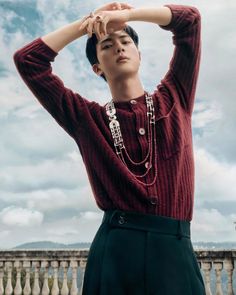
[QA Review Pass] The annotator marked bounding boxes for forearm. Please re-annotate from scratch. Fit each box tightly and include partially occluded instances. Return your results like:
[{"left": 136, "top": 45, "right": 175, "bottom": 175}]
[
  {"left": 41, "top": 18, "right": 88, "bottom": 53},
  {"left": 127, "top": 6, "right": 172, "bottom": 26}
]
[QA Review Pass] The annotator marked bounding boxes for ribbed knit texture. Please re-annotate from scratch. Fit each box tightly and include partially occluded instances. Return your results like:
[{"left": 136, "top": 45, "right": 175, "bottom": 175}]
[{"left": 13, "top": 4, "right": 201, "bottom": 221}]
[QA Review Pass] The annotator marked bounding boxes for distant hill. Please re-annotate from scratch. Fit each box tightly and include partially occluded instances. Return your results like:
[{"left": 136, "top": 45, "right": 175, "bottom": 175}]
[
  {"left": 1, "top": 240, "right": 236, "bottom": 251},
  {"left": 7, "top": 241, "right": 91, "bottom": 250}
]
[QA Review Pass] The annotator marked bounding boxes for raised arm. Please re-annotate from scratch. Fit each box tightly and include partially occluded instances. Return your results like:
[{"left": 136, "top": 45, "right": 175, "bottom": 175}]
[
  {"left": 13, "top": 18, "right": 93, "bottom": 138},
  {"left": 159, "top": 5, "right": 201, "bottom": 116},
  {"left": 13, "top": 2, "right": 134, "bottom": 138},
  {"left": 128, "top": 4, "right": 201, "bottom": 116}
]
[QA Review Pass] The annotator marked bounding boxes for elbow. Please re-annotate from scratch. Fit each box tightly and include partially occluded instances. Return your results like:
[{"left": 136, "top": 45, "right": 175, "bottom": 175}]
[
  {"left": 160, "top": 4, "right": 201, "bottom": 32},
  {"left": 180, "top": 5, "right": 201, "bottom": 32},
  {"left": 13, "top": 50, "right": 23, "bottom": 68},
  {"left": 189, "top": 6, "right": 201, "bottom": 23},
  {"left": 13, "top": 50, "right": 28, "bottom": 72}
]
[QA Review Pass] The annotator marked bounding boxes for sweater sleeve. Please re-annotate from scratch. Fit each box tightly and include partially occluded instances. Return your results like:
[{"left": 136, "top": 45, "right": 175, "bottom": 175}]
[
  {"left": 158, "top": 4, "right": 201, "bottom": 116},
  {"left": 13, "top": 37, "right": 93, "bottom": 138}
]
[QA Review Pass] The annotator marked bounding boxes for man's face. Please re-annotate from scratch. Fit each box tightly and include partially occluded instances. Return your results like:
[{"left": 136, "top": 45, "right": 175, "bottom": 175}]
[{"left": 93, "top": 30, "right": 141, "bottom": 81}]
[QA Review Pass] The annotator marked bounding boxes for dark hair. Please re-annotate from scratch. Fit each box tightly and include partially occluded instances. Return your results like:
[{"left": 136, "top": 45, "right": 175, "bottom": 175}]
[{"left": 85, "top": 25, "right": 139, "bottom": 82}]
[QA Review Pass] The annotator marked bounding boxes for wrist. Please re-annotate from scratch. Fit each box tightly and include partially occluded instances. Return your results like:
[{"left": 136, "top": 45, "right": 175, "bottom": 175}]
[
  {"left": 126, "top": 8, "right": 135, "bottom": 22},
  {"left": 120, "top": 9, "right": 132, "bottom": 22}
]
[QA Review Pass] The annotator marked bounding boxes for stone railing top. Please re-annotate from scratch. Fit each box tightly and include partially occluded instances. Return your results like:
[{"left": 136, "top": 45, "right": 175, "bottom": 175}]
[
  {"left": 0, "top": 249, "right": 236, "bottom": 261},
  {"left": 0, "top": 249, "right": 89, "bottom": 261},
  {"left": 195, "top": 249, "right": 236, "bottom": 259}
]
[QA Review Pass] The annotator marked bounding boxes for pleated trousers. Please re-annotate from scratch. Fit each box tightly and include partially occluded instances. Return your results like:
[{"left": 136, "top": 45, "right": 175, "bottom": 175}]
[{"left": 82, "top": 209, "right": 206, "bottom": 295}]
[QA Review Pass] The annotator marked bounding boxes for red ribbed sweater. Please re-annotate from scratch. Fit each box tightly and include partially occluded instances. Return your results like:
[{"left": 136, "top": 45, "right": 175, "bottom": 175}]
[{"left": 13, "top": 4, "right": 201, "bottom": 221}]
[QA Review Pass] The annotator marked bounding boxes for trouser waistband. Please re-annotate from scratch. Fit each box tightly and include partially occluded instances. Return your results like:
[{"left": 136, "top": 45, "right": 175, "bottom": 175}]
[{"left": 102, "top": 209, "right": 191, "bottom": 240}]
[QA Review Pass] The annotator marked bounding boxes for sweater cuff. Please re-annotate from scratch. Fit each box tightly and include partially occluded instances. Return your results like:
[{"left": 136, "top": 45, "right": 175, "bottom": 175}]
[
  {"left": 38, "top": 37, "right": 59, "bottom": 58},
  {"left": 158, "top": 4, "right": 201, "bottom": 33},
  {"left": 158, "top": 4, "right": 184, "bottom": 31}
]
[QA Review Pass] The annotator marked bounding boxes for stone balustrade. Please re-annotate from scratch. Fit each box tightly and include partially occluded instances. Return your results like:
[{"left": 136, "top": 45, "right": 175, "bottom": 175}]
[
  {"left": 0, "top": 249, "right": 235, "bottom": 294},
  {"left": 196, "top": 249, "right": 236, "bottom": 295},
  {"left": 0, "top": 250, "right": 88, "bottom": 295}
]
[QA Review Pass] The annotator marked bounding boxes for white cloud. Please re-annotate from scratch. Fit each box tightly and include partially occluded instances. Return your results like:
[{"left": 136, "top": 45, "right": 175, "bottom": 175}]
[
  {"left": 0, "top": 209, "right": 104, "bottom": 248},
  {"left": 0, "top": 206, "right": 44, "bottom": 227},
  {"left": 43, "top": 211, "right": 104, "bottom": 244},
  {"left": 0, "top": 230, "right": 11, "bottom": 239},
  {"left": 195, "top": 148, "right": 236, "bottom": 201},
  {"left": 192, "top": 100, "right": 222, "bottom": 128},
  {"left": 47, "top": 226, "right": 79, "bottom": 237},
  {"left": 0, "top": 157, "right": 85, "bottom": 192},
  {"left": 79, "top": 211, "right": 103, "bottom": 221},
  {"left": 25, "top": 185, "right": 97, "bottom": 212},
  {"left": 191, "top": 208, "right": 236, "bottom": 242}
]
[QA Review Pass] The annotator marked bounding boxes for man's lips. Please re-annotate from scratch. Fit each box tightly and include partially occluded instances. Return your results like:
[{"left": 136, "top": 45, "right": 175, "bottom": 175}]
[{"left": 116, "top": 56, "right": 129, "bottom": 62}]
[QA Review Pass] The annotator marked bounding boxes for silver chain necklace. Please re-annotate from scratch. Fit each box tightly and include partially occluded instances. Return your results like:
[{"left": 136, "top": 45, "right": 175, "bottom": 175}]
[{"left": 105, "top": 91, "right": 158, "bottom": 187}]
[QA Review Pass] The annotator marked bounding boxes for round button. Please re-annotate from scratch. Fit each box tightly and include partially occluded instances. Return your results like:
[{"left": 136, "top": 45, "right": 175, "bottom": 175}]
[
  {"left": 150, "top": 197, "right": 158, "bottom": 205},
  {"left": 118, "top": 216, "right": 125, "bottom": 224},
  {"left": 139, "top": 128, "right": 145, "bottom": 135},
  {"left": 145, "top": 162, "right": 152, "bottom": 169},
  {"left": 130, "top": 99, "right": 137, "bottom": 104}
]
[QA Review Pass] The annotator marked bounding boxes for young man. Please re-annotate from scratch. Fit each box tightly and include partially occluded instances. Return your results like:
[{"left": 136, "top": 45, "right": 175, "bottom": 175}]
[{"left": 13, "top": 2, "right": 204, "bottom": 294}]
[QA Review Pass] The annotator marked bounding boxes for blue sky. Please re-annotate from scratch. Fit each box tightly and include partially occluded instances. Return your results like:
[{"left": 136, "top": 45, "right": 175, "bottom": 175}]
[{"left": 0, "top": 0, "right": 235, "bottom": 248}]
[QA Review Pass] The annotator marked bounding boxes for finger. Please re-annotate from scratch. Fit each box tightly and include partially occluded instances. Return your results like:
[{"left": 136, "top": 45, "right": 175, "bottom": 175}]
[
  {"left": 95, "top": 21, "right": 100, "bottom": 39},
  {"left": 101, "top": 17, "right": 109, "bottom": 36},
  {"left": 99, "top": 19, "right": 105, "bottom": 37},
  {"left": 98, "top": 21, "right": 105, "bottom": 39},
  {"left": 94, "top": 20, "right": 102, "bottom": 40},
  {"left": 87, "top": 19, "right": 96, "bottom": 37},
  {"left": 79, "top": 18, "right": 89, "bottom": 31},
  {"left": 98, "top": 15, "right": 108, "bottom": 36}
]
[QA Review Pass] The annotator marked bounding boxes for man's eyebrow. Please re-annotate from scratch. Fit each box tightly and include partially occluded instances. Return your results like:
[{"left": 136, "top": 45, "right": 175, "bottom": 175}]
[{"left": 98, "top": 35, "right": 130, "bottom": 46}]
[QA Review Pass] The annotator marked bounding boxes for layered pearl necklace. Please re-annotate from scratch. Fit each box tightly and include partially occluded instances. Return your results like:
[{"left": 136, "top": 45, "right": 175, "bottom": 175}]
[{"left": 105, "top": 91, "right": 158, "bottom": 187}]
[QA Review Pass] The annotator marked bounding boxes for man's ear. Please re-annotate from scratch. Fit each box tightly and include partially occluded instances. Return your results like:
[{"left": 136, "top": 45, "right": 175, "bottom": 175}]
[
  {"left": 92, "top": 64, "right": 103, "bottom": 76},
  {"left": 138, "top": 50, "right": 141, "bottom": 61}
]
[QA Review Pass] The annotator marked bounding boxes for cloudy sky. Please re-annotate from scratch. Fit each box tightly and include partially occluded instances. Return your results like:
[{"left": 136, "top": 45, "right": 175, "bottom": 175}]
[{"left": 0, "top": 0, "right": 235, "bottom": 249}]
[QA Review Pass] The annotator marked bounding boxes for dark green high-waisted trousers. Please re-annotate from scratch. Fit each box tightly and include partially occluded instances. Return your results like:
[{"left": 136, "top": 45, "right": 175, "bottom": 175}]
[{"left": 82, "top": 209, "right": 206, "bottom": 295}]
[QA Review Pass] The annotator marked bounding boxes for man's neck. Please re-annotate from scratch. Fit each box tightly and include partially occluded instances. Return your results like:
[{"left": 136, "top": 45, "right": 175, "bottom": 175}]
[{"left": 108, "top": 75, "right": 145, "bottom": 103}]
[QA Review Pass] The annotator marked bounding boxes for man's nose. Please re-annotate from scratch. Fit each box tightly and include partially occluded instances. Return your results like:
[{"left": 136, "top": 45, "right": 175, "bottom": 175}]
[
  {"left": 116, "top": 47, "right": 125, "bottom": 53},
  {"left": 116, "top": 42, "right": 125, "bottom": 53}
]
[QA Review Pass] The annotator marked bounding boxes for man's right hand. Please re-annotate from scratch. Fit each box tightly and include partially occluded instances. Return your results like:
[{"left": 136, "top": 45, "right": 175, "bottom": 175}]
[{"left": 79, "top": 2, "right": 134, "bottom": 38}]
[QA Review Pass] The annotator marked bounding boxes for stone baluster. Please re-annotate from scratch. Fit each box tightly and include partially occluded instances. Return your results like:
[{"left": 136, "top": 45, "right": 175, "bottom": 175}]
[
  {"left": 79, "top": 259, "right": 87, "bottom": 294},
  {"left": 51, "top": 261, "right": 59, "bottom": 295},
  {"left": 60, "top": 261, "right": 69, "bottom": 295},
  {"left": 224, "top": 259, "right": 234, "bottom": 295},
  {"left": 23, "top": 261, "right": 31, "bottom": 295},
  {"left": 70, "top": 260, "right": 78, "bottom": 295},
  {"left": 41, "top": 261, "right": 50, "bottom": 295},
  {"left": 0, "top": 262, "right": 4, "bottom": 295},
  {"left": 202, "top": 262, "right": 212, "bottom": 295},
  {"left": 214, "top": 261, "right": 224, "bottom": 295},
  {"left": 32, "top": 261, "right": 40, "bottom": 295},
  {"left": 5, "top": 261, "right": 13, "bottom": 295},
  {"left": 14, "top": 261, "right": 22, "bottom": 295}
]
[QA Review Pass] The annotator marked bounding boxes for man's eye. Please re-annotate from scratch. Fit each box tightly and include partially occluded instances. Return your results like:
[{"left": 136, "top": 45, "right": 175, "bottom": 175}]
[
  {"left": 102, "top": 45, "right": 112, "bottom": 49},
  {"left": 102, "top": 40, "right": 131, "bottom": 49}
]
